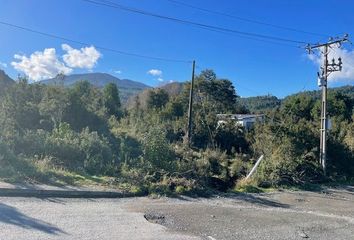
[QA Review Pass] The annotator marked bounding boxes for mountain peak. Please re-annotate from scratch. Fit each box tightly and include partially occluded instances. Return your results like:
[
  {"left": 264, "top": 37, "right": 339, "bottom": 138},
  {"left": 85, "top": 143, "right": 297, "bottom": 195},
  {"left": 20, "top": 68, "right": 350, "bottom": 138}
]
[
  {"left": 0, "top": 70, "right": 15, "bottom": 93},
  {"left": 0, "top": 69, "right": 14, "bottom": 82}
]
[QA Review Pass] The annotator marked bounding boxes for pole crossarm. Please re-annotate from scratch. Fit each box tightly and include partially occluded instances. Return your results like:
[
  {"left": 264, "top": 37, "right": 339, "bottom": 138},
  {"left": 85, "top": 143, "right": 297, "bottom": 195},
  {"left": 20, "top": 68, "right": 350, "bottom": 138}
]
[{"left": 305, "top": 34, "right": 349, "bottom": 53}]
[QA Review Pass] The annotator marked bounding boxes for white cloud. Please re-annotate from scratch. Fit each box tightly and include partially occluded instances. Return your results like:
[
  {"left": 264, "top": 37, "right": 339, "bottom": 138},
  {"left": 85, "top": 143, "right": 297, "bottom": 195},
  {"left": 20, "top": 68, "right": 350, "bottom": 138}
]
[
  {"left": 0, "top": 61, "right": 7, "bottom": 68},
  {"left": 147, "top": 69, "right": 162, "bottom": 76},
  {"left": 114, "top": 70, "right": 122, "bottom": 74},
  {"left": 62, "top": 44, "right": 101, "bottom": 69},
  {"left": 308, "top": 46, "right": 354, "bottom": 83},
  {"left": 157, "top": 77, "right": 164, "bottom": 82},
  {"left": 11, "top": 48, "right": 72, "bottom": 81}
]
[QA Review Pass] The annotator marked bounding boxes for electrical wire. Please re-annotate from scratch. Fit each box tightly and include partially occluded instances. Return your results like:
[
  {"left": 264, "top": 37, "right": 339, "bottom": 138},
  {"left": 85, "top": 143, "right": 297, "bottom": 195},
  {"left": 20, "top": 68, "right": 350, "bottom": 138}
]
[
  {"left": 0, "top": 20, "right": 192, "bottom": 63},
  {"left": 167, "top": 0, "right": 330, "bottom": 38},
  {"left": 195, "top": 24, "right": 302, "bottom": 49},
  {"left": 82, "top": 0, "right": 312, "bottom": 46}
]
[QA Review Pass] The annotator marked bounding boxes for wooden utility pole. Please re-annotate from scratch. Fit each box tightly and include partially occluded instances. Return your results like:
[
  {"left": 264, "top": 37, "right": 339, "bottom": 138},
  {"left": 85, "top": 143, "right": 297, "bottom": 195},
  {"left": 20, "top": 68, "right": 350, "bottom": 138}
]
[
  {"left": 187, "top": 60, "right": 196, "bottom": 146},
  {"left": 306, "top": 35, "right": 348, "bottom": 175}
]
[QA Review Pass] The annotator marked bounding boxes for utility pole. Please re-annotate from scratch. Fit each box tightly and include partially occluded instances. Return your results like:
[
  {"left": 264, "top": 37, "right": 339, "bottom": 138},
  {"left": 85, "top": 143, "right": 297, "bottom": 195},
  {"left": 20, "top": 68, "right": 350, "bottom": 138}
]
[
  {"left": 306, "top": 34, "right": 348, "bottom": 175},
  {"left": 186, "top": 60, "right": 196, "bottom": 146}
]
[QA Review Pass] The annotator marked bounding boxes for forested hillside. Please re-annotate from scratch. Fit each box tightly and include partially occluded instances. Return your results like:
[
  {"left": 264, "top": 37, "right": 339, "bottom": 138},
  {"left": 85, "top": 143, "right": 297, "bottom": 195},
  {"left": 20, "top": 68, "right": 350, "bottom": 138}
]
[
  {"left": 240, "top": 85, "right": 354, "bottom": 113},
  {"left": 0, "top": 70, "right": 353, "bottom": 194},
  {"left": 125, "top": 81, "right": 185, "bottom": 110},
  {"left": 239, "top": 95, "right": 281, "bottom": 113}
]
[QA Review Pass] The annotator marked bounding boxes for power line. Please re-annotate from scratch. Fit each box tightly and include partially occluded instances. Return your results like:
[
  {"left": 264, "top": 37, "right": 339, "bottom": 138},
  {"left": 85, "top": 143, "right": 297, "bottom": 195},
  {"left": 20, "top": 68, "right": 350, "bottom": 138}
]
[
  {"left": 167, "top": 0, "right": 330, "bottom": 38},
  {"left": 197, "top": 62, "right": 311, "bottom": 97},
  {"left": 194, "top": 25, "right": 301, "bottom": 49},
  {"left": 82, "top": 0, "right": 311, "bottom": 45},
  {"left": 0, "top": 20, "right": 191, "bottom": 63}
]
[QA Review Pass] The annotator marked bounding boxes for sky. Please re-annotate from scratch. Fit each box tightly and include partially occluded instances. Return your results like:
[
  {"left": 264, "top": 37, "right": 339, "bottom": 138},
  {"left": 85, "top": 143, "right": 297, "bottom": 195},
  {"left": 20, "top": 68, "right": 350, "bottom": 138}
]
[{"left": 0, "top": 0, "right": 354, "bottom": 98}]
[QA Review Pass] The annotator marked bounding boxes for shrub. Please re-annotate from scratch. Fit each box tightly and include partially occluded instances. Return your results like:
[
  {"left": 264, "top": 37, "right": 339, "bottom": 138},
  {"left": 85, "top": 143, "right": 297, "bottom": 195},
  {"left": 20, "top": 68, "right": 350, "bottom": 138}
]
[
  {"left": 11, "top": 123, "right": 116, "bottom": 174},
  {"left": 0, "top": 140, "right": 43, "bottom": 181},
  {"left": 228, "top": 156, "right": 251, "bottom": 180},
  {"left": 235, "top": 178, "right": 263, "bottom": 193},
  {"left": 194, "top": 148, "right": 231, "bottom": 190},
  {"left": 142, "top": 126, "right": 174, "bottom": 170},
  {"left": 79, "top": 128, "right": 115, "bottom": 174},
  {"left": 255, "top": 143, "right": 324, "bottom": 186},
  {"left": 214, "top": 122, "right": 249, "bottom": 154}
]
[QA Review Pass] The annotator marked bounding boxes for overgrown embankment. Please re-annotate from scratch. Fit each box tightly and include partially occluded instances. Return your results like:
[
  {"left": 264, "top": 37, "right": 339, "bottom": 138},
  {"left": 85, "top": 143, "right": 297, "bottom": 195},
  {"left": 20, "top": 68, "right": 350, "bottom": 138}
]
[{"left": 0, "top": 71, "right": 353, "bottom": 195}]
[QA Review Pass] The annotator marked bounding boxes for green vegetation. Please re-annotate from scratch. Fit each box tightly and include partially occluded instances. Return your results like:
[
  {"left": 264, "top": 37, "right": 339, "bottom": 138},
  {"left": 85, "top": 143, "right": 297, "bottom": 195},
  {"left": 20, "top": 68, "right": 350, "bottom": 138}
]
[
  {"left": 0, "top": 70, "right": 353, "bottom": 195},
  {"left": 240, "top": 86, "right": 354, "bottom": 114},
  {"left": 40, "top": 72, "right": 150, "bottom": 103},
  {"left": 239, "top": 95, "right": 281, "bottom": 113}
]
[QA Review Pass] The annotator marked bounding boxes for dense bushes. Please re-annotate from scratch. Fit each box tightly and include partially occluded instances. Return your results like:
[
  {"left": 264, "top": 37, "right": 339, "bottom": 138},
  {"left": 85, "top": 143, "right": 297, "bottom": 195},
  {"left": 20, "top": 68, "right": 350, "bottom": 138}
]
[
  {"left": 0, "top": 70, "right": 353, "bottom": 194},
  {"left": 248, "top": 90, "right": 354, "bottom": 186},
  {"left": 0, "top": 139, "right": 41, "bottom": 181},
  {"left": 0, "top": 140, "right": 17, "bottom": 168},
  {"left": 0, "top": 79, "right": 123, "bottom": 173},
  {"left": 13, "top": 123, "right": 115, "bottom": 174}
]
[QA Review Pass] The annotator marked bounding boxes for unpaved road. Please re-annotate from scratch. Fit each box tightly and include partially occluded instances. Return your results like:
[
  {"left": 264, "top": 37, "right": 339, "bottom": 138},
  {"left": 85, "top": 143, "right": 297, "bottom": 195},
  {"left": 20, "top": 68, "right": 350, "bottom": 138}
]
[{"left": 0, "top": 186, "right": 353, "bottom": 240}]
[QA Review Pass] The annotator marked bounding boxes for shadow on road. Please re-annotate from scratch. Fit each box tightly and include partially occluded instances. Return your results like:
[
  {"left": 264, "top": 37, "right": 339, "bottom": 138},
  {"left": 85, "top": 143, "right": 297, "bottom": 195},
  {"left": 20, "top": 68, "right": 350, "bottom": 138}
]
[
  {"left": 226, "top": 192, "right": 290, "bottom": 208},
  {"left": 37, "top": 197, "right": 67, "bottom": 204},
  {"left": 170, "top": 192, "right": 290, "bottom": 208},
  {"left": 0, "top": 203, "right": 67, "bottom": 235}
]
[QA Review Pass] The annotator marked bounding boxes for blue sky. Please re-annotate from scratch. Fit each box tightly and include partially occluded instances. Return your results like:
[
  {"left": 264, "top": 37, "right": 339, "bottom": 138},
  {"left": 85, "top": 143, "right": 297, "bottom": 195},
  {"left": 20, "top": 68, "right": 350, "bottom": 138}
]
[{"left": 0, "top": 0, "right": 353, "bottom": 97}]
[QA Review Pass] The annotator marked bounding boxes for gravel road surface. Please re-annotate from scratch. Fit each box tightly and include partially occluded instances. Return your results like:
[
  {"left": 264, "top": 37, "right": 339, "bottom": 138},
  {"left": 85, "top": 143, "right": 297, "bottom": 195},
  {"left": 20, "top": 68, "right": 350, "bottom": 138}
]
[{"left": 0, "top": 186, "right": 353, "bottom": 240}]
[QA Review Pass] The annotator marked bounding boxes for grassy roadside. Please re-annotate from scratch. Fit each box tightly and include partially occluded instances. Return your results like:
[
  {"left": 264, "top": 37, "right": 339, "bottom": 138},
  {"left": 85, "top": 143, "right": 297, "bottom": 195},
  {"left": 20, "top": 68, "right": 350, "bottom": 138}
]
[
  {"left": 1, "top": 156, "right": 352, "bottom": 196},
  {"left": 233, "top": 180, "right": 354, "bottom": 194},
  {"left": 0, "top": 157, "right": 143, "bottom": 193}
]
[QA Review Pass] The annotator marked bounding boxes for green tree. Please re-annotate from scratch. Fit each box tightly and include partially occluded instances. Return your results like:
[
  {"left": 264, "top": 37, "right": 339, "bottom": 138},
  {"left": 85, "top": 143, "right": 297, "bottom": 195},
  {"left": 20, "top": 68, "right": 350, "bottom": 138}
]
[
  {"left": 195, "top": 70, "right": 239, "bottom": 113},
  {"left": 103, "top": 83, "right": 122, "bottom": 118},
  {"left": 162, "top": 97, "right": 185, "bottom": 119},
  {"left": 282, "top": 94, "right": 314, "bottom": 121},
  {"left": 63, "top": 81, "right": 107, "bottom": 132},
  {"left": 198, "top": 69, "right": 216, "bottom": 81},
  {"left": 147, "top": 89, "right": 169, "bottom": 110},
  {"left": 311, "top": 92, "right": 353, "bottom": 122},
  {"left": 1, "top": 78, "right": 43, "bottom": 132},
  {"left": 39, "top": 86, "right": 68, "bottom": 129},
  {"left": 185, "top": 70, "right": 242, "bottom": 147}
]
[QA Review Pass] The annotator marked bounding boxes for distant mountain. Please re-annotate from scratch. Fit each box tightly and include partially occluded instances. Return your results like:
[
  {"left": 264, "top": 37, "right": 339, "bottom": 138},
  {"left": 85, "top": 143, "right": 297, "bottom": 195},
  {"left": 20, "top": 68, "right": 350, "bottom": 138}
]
[
  {"left": 159, "top": 82, "right": 185, "bottom": 96},
  {"left": 0, "top": 69, "right": 15, "bottom": 84},
  {"left": 39, "top": 73, "right": 151, "bottom": 102},
  {"left": 0, "top": 70, "right": 15, "bottom": 95}
]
